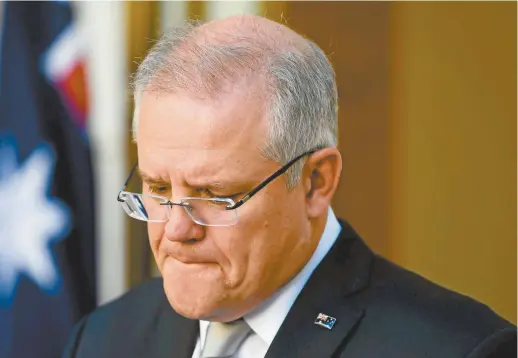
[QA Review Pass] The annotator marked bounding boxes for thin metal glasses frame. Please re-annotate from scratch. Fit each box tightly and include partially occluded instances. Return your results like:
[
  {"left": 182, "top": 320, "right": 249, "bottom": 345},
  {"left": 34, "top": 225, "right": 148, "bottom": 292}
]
[{"left": 116, "top": 147, "right": 323, "bottom": 212}]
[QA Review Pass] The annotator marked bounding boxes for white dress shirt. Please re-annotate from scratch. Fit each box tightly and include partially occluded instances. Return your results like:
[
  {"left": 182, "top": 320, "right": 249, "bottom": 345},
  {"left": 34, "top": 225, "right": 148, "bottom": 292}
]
[{"left": 191, "top": 207, "right": 342, "bottom": 358}]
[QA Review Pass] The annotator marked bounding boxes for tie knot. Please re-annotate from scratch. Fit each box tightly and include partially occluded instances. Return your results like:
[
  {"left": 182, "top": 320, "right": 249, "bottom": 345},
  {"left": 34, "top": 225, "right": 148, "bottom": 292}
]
[{"left": 201, "top": 319, "right": 251, "bottom": 358}]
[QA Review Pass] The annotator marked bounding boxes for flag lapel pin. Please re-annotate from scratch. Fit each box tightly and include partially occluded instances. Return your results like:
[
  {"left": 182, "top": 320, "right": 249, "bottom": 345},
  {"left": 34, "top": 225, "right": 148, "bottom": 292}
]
[{"left": 314, "top": 313, "right": 337, "bottom": 330}]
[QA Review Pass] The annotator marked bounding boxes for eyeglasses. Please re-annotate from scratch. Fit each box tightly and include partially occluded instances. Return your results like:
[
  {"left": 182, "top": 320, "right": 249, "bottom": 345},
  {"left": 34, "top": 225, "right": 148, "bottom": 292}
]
[{"left": 117, "top": 147, "right": 322, "bottom": 227}]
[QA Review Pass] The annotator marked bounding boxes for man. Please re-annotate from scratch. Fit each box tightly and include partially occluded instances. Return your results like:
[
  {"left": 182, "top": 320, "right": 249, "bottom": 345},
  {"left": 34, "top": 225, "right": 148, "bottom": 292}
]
[{"left": 63, "top": 14, "right": 516, "bottom": 358}]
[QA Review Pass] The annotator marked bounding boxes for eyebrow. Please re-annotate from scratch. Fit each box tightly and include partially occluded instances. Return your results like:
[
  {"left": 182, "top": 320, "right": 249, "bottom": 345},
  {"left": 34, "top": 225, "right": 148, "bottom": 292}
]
[
  {"left": 136, "top": 168, "right": 170, "bottom": 184},
  {"left": 136, "top": 168, "right": 234, "bottom": 191},
  {"left": 195, "top": 181, "right": 228, "bottom": 191}
]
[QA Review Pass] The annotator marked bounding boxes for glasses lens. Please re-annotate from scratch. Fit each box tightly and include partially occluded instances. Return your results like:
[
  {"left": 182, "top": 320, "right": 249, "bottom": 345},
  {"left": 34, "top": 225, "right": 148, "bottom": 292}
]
[
  {"left": 119, "top": 192, "right": 168, "bottom": 222},
  {"left": 182, "top": 198, "right": 238, "bottom": 226}
]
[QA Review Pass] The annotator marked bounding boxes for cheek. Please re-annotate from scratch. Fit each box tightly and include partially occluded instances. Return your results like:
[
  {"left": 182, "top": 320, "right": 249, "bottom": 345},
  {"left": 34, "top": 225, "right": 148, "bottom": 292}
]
[
  {"left": 211, "top": 229, "right": 250, "bottom": 283},
  {"left": 251, "top": 186, "right": 304, "bottom": 228},
  {"left": 245, "top": 188, "right": 307, "bottom": 256},
  {"left": 232, "top": 191, "right": 295, "bottom": 259},
  {"left": 147, "top": 224, "right": 165, "bottom": 256}
]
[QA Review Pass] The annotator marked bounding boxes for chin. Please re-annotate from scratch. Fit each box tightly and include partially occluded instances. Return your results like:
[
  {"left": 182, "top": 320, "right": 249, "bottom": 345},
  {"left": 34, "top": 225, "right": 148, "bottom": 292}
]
[
  {"left": 163, "top": 282, "right": 227, "bottom": 320},
  {"left": 165, "top": 294, "right": 209, "bottom": 319}
]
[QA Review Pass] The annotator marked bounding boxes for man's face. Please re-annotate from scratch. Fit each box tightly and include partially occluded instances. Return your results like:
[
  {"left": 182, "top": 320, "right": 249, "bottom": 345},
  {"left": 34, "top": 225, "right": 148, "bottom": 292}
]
[{"left": 136, "top": 89, "right": 314, "bottom": 321}]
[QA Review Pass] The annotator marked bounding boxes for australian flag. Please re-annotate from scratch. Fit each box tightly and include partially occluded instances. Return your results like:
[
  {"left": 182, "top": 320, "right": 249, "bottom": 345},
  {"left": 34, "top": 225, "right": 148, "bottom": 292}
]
[{"left": 0, "top": 2, "right": 96, "bottom": 357}]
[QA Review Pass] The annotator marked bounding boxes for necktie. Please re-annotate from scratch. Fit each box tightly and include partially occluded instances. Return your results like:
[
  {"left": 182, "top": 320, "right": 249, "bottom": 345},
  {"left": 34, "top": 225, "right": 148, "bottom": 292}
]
[{"left": 201, "top": 319, "right": 251, "bottom": 358}]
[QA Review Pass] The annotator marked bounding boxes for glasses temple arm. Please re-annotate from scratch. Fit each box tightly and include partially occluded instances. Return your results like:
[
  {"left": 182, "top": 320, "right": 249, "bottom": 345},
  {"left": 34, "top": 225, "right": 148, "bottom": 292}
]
[
  {"left": 226, "top": 149, "right": 319, "bottom": 210},
  {"left": 117, "top": 162, "right": 138, "bottom": 202}
]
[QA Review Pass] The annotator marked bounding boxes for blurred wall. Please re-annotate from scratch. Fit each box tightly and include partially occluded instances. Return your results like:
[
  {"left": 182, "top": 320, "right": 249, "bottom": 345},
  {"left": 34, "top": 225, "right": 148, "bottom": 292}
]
[
  {"left": 76, "top": 1, "right": 128, "bottom": 305},
  {"left": 390, "top": 2, "right": 516, "bottom": 323}
]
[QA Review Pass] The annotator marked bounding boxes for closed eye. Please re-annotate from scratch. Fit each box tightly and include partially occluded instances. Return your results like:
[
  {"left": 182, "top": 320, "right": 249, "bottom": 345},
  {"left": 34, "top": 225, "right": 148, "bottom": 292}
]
[
  {"left": 196, "top": 188, "right": 243, "bottom": 200},
  {"left": 148, "top": 184, "right": 170, "bottom": 195}
]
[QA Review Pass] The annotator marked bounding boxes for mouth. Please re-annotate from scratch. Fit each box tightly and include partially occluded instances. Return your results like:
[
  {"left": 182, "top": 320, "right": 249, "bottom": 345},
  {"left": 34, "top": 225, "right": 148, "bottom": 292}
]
[
  {"left": 173, "top": 258, "right": 216, "bottom": 265},
  {"left": 161, "top": 249, "right": 216, "bottom": 266},
  {"left": 165, "top": 258, "right": 221, "bottom": 275},
  {"left": 159, "top": 241, "right": 219, "bottom": 268}
]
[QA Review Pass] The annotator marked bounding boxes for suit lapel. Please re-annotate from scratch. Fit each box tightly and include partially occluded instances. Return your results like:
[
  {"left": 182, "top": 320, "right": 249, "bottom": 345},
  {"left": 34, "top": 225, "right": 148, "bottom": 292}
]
[
  {"left": 265, "top": 220, "right": 373, "bottom": 358},
  {"left": 145, "top": 298, "right": 199, "bottom": 358}
]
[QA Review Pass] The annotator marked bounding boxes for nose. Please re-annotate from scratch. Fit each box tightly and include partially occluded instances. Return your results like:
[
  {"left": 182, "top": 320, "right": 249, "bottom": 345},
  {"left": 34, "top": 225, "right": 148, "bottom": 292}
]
[{"left": 163, "top": 201, "right": 204, "bottom": 243}]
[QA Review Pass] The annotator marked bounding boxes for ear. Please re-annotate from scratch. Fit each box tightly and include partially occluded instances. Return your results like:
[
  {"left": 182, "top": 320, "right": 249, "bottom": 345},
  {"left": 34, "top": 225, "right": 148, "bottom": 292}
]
[{"left": 302, "top": 147, "right": 342, "bottom": 219}]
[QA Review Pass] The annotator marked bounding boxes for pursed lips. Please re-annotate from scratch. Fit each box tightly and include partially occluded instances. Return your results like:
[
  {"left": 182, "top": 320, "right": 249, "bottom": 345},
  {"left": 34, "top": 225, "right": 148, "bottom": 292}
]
[{"left": 161, "top": 246, "right": 217, "bottom": 265}]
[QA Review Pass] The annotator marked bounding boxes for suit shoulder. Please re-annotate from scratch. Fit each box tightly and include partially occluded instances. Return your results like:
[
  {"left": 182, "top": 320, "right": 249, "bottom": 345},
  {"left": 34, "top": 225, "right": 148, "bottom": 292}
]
[
  {"left": 356, "top": 255, "right": 515, "bottom": 355},
  {"left": 369, "top": 256, "right": 513, "bottom": 328},
  {"left": 69, "top": 278, "right": 166, "bottom": 356},
  {"left": 90, "top": 277, "right": 165, "bottom": 322}
]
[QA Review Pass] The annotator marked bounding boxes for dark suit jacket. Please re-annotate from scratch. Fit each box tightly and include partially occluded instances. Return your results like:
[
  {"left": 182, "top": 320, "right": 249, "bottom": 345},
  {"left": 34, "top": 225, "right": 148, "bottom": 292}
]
[{"left": 63, "top": 220, "right": 516, "bottom": 358}]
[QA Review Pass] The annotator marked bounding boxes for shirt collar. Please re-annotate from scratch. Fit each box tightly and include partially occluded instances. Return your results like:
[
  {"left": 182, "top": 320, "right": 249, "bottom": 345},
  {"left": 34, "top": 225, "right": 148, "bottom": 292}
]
[{"left": 199, "top": 207, "right": 341, "bottom": 348}]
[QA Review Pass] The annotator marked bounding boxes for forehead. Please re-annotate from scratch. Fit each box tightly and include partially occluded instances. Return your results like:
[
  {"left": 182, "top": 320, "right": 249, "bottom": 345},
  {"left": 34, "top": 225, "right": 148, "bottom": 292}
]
[{"left": 136, "top": 90, "right": 270, "bottom": 179}]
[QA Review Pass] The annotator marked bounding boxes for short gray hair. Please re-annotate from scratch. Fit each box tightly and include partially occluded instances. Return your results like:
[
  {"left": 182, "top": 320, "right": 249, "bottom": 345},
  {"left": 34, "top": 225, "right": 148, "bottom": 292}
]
[{"left": 132, "top": 19, "right": 338, "bottom": 188}]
